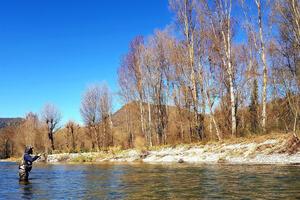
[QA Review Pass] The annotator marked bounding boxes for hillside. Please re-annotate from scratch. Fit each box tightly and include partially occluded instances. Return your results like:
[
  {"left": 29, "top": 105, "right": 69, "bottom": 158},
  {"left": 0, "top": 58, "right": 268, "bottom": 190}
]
[
  {"left": 0, "top": 118, "right": 23, "bottom": 129},
  {"left": 111, "top": 101, "right": 195, "bottom": 146}
]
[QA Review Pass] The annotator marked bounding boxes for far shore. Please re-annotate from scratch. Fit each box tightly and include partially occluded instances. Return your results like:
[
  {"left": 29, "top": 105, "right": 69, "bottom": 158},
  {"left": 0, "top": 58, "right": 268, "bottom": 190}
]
[{"left": 2, "top": 133, "right": 300, "bottom": 165}]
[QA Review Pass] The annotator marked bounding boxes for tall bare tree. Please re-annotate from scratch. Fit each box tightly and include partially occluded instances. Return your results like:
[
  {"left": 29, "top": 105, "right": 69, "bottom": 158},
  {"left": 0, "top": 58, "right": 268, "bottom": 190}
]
[
  {"left": 118, "top": 65, "right": 135, "bottom": 147},
  {"left": 126, "top": 36, "right": 147, "bottom": 141},
  {"left": 98, "top": 84, "right": 113, "bottom": 148},
  {"left": 143, "top": 31, "right": 170, "bottom": 145},
  {"left": 41, "top": 104, "right": 61, "bottom": 151},
  {"left": 254, "top": 0, "right": 268, "bottom": 133},
  {"left": 203, "top": 0, "right": 237, "bottom": 136},
  {"left": 170, "top": 0, "right": 206, "bottom": 140},
  {"left": 80, "top": 85, "right": 101, "bottom": 150},
  {"left": 271, "top": 0, "right": 300, "bottom": 136}
]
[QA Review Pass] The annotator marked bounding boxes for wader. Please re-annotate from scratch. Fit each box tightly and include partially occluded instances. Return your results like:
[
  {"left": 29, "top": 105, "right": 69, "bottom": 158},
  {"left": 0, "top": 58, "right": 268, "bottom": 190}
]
[{"left": 19, "top": 159, "right": 32, "bottom": 182}]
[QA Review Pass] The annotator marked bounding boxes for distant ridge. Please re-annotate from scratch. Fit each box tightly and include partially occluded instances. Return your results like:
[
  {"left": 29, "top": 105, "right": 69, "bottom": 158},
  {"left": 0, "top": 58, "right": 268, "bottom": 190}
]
[{"left": 0, "top": 118, "right": 23, "bottom": 129}]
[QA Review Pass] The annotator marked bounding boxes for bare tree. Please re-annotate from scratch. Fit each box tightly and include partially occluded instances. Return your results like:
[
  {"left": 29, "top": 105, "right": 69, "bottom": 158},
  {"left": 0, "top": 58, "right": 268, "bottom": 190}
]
[
  {"left": 22, "top": 112, "right": 39, "bottom": 146},
  {"left": 118, "top": 65, "right": 135, "bottom": 147},
  {"left": 203, "top": 62, "right": 222, "bottom": 140},
  {"left": 271, "top": 0, "right": 300, "bottom": 136},
  {"left": 254, "top": 0, "right": 268, "bottom": 133},
  {"left": 203, "top": 0, "right": 237, "bottom": 136},
  {"left": 170, "top": 0, "right": 206, "bottom": 141},
  {"left": 65, "top": 120, "right": 79, "bottom": 152},
  {"left": 41, "top": 104, "right": 61, "bottom": 151},
  {"left": 98, "top": 84, "right": 113, "bottom": 148},
  {"left": 119, "top": 36, "right": 152, "bottom": 146},
  {"left": 143, "top": 31, "right": 171, "bottom": 145},
  {"left": 80, "top": 85, "right": 101, "bottom": 151},
  {"left": 167, "top": 36, "right": 190, "bottom": 142},
  {"left": 218, "top": 0, "right": 236, "bottom": 136}
]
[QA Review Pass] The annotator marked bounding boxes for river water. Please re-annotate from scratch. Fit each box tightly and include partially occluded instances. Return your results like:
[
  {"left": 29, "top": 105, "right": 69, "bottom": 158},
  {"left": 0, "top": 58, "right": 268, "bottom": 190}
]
[{"left": 0, "top": 162, "right": 299, "bottom": 199}]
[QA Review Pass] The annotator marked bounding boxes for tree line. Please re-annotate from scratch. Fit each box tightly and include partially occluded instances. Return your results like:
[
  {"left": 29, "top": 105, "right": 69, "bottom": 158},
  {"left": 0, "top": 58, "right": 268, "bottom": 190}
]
[
  {"left": 118, "top": 0, "right": 299, "bottom": 146},
  {"left": 0, "top": 0, "right": 299, "bottom": 158}
]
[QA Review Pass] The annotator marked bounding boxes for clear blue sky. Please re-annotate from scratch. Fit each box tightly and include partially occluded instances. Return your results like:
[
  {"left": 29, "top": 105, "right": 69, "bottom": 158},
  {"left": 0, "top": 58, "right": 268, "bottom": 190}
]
[{"left": 0, "top": 0, "right": 171, "bottom": 124}]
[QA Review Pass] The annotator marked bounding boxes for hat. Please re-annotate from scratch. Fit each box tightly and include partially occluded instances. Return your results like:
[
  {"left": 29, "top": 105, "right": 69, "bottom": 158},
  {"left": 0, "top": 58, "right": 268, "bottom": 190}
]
[{"left": 24, "top": 146, "right": 33, "bottom": 154}]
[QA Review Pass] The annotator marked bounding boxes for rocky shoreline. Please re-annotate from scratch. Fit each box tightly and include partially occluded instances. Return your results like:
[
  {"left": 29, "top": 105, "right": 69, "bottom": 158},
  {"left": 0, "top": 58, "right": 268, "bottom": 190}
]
[{"left": 45, "top": 134, "right": 300, "bottom": 165}]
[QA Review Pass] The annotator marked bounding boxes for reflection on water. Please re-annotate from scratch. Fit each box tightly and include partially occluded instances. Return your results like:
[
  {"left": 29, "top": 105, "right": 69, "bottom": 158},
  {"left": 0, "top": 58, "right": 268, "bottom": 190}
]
[
  {"left": 19, "top": 181, "right": 33, "bottom": 200},
  {"left": 0, "top": 162, "right": 299, "bottom": 199}
]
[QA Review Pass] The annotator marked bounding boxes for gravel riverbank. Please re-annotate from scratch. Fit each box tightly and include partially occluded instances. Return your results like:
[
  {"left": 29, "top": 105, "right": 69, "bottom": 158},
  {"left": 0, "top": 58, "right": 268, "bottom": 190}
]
[{"left": 46, "top": 134, "right": 300, "bottom": 165}]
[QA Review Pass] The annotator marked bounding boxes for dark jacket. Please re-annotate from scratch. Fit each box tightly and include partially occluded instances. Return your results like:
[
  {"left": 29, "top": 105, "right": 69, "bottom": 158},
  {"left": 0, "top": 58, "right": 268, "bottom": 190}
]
[
  {"left": 19, "top": 147, "right": 39, "bottom": 172},
  {"left": 23, "top": 153, "right": 39, "bottom": 171}
]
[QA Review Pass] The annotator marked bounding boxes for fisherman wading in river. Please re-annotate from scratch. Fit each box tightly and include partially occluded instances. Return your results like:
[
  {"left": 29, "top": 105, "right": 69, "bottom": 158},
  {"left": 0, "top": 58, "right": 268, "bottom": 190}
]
[{"left": 19, "top": 146, "right": 41, "bottom": 182}]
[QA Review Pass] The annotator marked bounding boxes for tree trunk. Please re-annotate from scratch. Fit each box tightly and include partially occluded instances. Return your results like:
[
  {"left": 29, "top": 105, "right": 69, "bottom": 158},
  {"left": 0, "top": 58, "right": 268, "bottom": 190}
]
[
  {"left": 94, "top": 126, "right": 100, "bottom": 151},
  {"left": 49, "top": 131, "right": 55, "bottom": 151},
  {"left": 183, "top": 0, "right": 199, "bottom": 141},
  {"left": 255, "top": 0, "right": 268, "bottom": 133},
  {"left": 228, "top": 67, "right": 237, "bottom": 136},
  {"left": 147, "top": 101, "right": 153, "bottom": 147},
  {"left": 221, "top": 31, "right": 236, "bottom": 136},
  {"left": 125, "top": 105, "right": 133, "bottom": 148},
  {"left": 293, "top": 110, "right": 298, "bottom": 138},
  {"left": 206, "top": 90, "right": 221, "bottom": 140},
  {"left": 291, "top": 0, "right": 300, "bottom": 45},
  {"left": 138, "top": 100, "right": 145, "bottom": 139},
  {"left": 71, "top": 131, "right": 76, "bottom": 151},
  {"left": 109, "top": 115, "right": 113, "bottom": 146},
  {"left": 219, "top": 0, "right": 236, "bottom": 136}
]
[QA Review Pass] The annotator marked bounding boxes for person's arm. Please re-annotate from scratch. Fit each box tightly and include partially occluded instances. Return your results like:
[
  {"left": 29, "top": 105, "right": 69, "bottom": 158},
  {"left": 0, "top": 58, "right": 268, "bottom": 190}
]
[
  {"left": 32, "top": 155, "right": 40, "bottom": 162},
  {"left": 24, "top": 154, "right": 40, "bottom": 162}
]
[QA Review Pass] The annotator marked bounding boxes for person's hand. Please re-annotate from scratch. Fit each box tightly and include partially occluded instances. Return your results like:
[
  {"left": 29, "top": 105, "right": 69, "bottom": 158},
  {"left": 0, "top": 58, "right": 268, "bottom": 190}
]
[{"left": 37, "top": 153, "right": 42, "bottom": 157}]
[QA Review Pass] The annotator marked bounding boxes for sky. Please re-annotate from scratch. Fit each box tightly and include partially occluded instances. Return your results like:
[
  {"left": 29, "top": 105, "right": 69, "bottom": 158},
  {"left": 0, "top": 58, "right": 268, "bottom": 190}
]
[{"left": 0, "top": 0, "right": 172, "bottom": 124}]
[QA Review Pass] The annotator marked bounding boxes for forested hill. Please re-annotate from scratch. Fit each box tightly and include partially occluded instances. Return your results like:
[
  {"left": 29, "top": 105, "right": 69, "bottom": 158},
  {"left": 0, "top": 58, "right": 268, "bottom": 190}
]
[{"left": 0, "top": 118, "right": 23, "bottom": 129}]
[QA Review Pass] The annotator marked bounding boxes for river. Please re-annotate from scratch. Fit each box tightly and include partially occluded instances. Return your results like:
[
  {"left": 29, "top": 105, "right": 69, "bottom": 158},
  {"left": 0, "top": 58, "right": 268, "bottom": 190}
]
[{"left": 0, "top": 162, "right": 299, "bottom": 199}]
